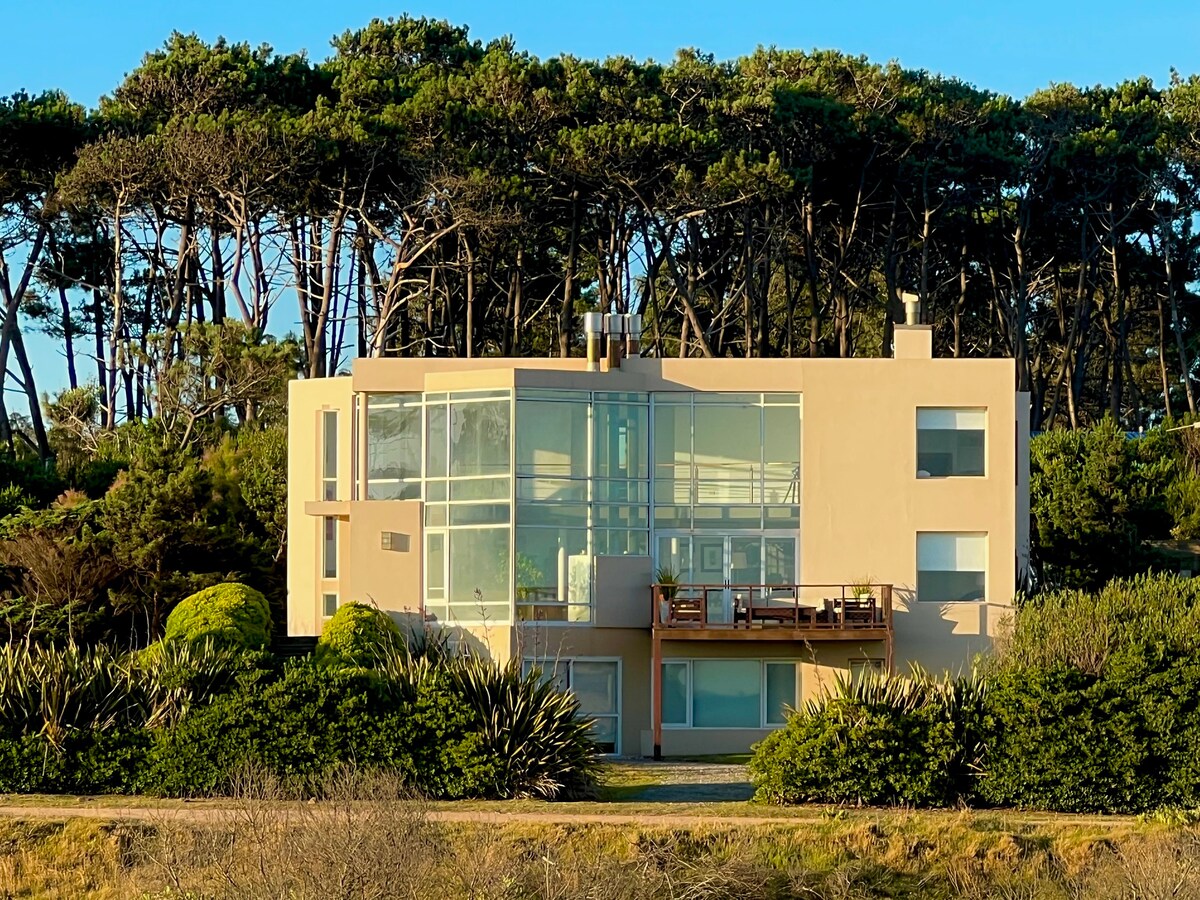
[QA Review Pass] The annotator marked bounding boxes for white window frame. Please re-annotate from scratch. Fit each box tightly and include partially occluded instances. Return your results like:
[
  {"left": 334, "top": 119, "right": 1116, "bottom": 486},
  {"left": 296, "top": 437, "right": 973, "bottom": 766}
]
[
  {"left": 659, "top": 658, "right": 800, "bottom": 730},
  {"left": 322, "top": 516, "right": 338, "bottom": 580},
  {"left": 916, "top": 407, "right": 987, "bottom": 478},
  {"left": 321, "top": 592, "right": 338, "bottom": 619},
  {"left": 916, "top": 531, "right": 988, "bottom": 602},
  {"left": 849, "top": 658, "right": 886, "bottom": 686},
  {"left": 322, "top": 409, "right": 339, "bottom": 500},
  {"left": 522, "top": 656, "right": 622, "bottom": 755}
]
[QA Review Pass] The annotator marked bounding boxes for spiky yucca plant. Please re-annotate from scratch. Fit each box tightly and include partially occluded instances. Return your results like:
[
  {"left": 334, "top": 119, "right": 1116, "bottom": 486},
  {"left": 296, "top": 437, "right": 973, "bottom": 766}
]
[
  {"left": 0, "top": 641, "right": 246, "bottom": 751},
  {"left": 447, "top": 657, "right": 599, "bottom": 800}
]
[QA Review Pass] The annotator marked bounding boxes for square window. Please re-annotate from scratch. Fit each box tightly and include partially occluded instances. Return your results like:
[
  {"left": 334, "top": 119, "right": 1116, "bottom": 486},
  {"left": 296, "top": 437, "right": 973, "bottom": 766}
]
[
  {"left": 917, "top": 408, "right": 985, "bottom": 477},
  {"left": 692, "top": 660, "right": 761, "bottom": 728},
  {"left": 322, "top": 593, "right": 338, "bottom": 618},
  {"left": 917, "top": 532, "right": 986, "bottom": 601},
  {"left": 849, "top": 659, "right": 885, "bottom": 686}
]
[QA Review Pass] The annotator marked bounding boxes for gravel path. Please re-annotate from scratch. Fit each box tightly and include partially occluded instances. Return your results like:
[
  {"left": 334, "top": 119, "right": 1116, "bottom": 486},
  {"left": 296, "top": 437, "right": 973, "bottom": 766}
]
[{"left": 614, "top": 761, "right": 754, "bottom": 802}]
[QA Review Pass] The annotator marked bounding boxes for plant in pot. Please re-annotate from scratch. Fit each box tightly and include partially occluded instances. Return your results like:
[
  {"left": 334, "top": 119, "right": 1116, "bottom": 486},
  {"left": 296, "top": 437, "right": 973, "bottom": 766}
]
[
  {"left": 851, "top": 576, "right": 874, "bottom": 602},
  {"left": 655, "top": 565, "right": 681, "bottom": 623}
]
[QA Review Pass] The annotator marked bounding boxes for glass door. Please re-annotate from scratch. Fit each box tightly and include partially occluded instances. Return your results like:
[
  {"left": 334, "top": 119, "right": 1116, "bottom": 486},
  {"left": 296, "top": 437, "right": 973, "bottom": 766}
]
[{"left": 693, "top": 535, "right": 729, "bottom": 623}]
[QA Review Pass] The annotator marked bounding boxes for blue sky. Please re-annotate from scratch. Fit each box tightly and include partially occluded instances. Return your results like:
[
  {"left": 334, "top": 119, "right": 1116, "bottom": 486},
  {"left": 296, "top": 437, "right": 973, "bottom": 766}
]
[
  {"left": 6, "top": 0, "right": 1200, "bottom": 104},
  {"left": 5, "top": 1, "right": 1200, "bottom": 396}
]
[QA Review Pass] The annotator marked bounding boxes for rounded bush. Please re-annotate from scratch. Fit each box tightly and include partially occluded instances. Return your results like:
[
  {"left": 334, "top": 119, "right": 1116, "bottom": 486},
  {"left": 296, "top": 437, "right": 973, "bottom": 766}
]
[
  {"left": 164, "top": 583, "right": 272, "bottom": 651},
  {"left": 317, "top": 602, "right": 402, "bottom": 667}
]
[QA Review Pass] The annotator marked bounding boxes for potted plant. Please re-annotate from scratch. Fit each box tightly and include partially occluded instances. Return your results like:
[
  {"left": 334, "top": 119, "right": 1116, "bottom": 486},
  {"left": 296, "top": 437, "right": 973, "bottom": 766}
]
[
  {"left": 655, "top": 566, "right": 681, "bottom": 623},
  {"left": 851, "top": 576, "right": 874, "bottom": 601}
]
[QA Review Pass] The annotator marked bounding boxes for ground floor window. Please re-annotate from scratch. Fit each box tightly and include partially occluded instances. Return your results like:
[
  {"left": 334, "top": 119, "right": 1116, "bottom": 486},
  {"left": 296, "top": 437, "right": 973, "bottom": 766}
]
[
  {"left": 849, "top": 658, "right": 886, "bottom": 685},
  {"left": 661, "top": 659, "right": 797, "bottom": 729},
  {"left": 522, "top": 658, "right": 620, "bottom": 753}
]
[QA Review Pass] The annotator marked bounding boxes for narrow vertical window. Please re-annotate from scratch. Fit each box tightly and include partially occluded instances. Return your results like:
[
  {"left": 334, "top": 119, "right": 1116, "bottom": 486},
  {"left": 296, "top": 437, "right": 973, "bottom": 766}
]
[
  {"left": 323, "top": 517, "right": 338, "bottom": 579},
  {"left": 322, "top": 410, "right": 339, "bottom": 500},
  {"left": 764, "top": 662, "right": 797, "bottom": 726},
  {"left": 322, "top": 593, "right": 338, "bottom": 618}
]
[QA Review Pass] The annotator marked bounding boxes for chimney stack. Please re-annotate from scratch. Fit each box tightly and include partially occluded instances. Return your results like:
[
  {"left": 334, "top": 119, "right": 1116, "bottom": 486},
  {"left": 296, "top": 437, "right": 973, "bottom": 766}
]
[
  {"left": 625, "top": 313, "right": 642, "bottom": 357},
  {"left": 605, "top": 313, "right": 624, "bottom": 369},
  {"left": 901, "top": 291, "right": 921, "bottom": 326},
  {"left": 584, "top": 313, "right": 604, "bottom": 372}
]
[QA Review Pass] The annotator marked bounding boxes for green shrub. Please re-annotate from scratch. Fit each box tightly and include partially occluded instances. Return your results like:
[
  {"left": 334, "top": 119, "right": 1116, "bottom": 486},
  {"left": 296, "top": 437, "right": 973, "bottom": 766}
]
[
  {"left": 979, "top": 667, "right": 1157, "bottom": 812},
  {"left": 316, "top": 602, "right": 402, "bottom": 667},
  {"left": 163, "top": 582, "right": 272, "bottom": 651},
  {"left": 141, "top": 660, "right": 499, "bottom": 799},
  {"left": 978, "top": 573, "right": 1200, "bottom": 813},
  {"left": 750, "top": 671, "right": 983, "bottom": 807},
  {"left": 0, "top": 730, "right": 150, "bottom": 794}
]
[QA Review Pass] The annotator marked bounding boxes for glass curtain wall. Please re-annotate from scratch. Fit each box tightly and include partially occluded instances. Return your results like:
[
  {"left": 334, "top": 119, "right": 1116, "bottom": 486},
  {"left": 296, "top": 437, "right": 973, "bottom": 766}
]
[
  {"left": 426, "top": 392, "right": 512, "bottom": 623},
  {"left": 515, "top": 390, "right": 649, "bottom": 623},
  {"left": 652, "top": 394, "right": 801, "bottom": 584},
  {"left": 365, "top": 390, "right": 512, "bottom": 624},
  {"left": 364, "top": 388, "right": 649, "bottom": 626}
]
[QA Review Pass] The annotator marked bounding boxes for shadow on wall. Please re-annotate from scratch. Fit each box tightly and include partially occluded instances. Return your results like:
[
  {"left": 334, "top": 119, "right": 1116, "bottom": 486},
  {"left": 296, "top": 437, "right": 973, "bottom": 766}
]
[
  {"left": 890, "top": 585, "right": 1002, "bottom": 677},
  {"left": 389, "top": 609, "right": 498, "bottom": 659}
]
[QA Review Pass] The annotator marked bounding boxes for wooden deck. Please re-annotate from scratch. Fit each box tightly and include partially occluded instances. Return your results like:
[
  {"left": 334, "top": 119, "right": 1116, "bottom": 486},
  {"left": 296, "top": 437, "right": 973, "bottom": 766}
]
[
  {"left": 649, "top": 582, "right": 895, "bottom": 760},
  {"left": 651, "top": 583, "right": 893, "bottom": 639}
]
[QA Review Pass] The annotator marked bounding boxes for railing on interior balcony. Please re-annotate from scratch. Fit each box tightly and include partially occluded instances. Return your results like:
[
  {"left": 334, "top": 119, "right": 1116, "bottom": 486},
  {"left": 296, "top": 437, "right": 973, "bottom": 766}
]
[{"left": 651, "top": 583, "right": 893, "bottom": 631}]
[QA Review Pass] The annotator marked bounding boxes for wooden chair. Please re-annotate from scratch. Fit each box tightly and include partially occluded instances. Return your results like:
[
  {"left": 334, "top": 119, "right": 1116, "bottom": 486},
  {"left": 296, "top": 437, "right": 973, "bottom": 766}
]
[{"left": 668, "top": 598, "right": 703, "bottom": 624}]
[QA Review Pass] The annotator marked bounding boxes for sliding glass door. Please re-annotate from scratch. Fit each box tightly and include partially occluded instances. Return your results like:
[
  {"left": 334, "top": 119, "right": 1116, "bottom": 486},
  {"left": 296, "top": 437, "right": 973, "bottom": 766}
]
[{"left": 656, "top": 532, "right": 799, "bottom": 596}]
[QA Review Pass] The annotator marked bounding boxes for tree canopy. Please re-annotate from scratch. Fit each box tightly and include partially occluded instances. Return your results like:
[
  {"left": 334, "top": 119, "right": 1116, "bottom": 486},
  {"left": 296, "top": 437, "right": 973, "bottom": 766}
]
[{"left": 2, "top": 16, "right": 1200, "bottom": 444}]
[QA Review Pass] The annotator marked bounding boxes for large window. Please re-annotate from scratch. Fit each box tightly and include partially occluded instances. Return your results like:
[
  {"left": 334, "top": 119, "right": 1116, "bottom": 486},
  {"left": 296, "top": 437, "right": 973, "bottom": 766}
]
[
  {"left": 513, "top": 391, "right": 649, "bottom": 623},
  {"left": 917, "top": 532, "right": 986, "bottom": 601},
  {"left": 366, "top": 394, "right": 422, "bottom": 499},
  {"left": 661, "top": 660, "right": 797, "bottom": 729},
  {"left": 523, "top": 658, "right": 620, "bottom": 753},
  {"left": 917, "top": 408, "right": 985, "bottom": 477},
  {"left": 365, "top": 388, "right": 653, "bottom": 626},
  {"left": 655, "top": 534, "right": 797, "bottom": 586},
  {"left": 652, "top": 394, "right": 801, "bottom": 531}
]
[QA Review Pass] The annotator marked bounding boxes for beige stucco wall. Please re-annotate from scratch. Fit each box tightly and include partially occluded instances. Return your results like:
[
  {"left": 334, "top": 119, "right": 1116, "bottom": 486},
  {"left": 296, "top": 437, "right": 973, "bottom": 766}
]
[
  {"left": 798, "top": 352, "right": 1019, "bottom": 676},
  {"left": 288, "top": 340, "right": 1025, "bottom": 752},
  {"left": 286, "top": 376, "right": 355, "bottom": 637}
]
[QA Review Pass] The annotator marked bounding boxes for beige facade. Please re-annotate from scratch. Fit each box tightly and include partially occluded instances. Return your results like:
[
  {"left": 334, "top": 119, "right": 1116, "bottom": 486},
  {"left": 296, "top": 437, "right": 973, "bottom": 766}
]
[{"left": 286, "top": 325, "right": 1029, "bottom": 757}]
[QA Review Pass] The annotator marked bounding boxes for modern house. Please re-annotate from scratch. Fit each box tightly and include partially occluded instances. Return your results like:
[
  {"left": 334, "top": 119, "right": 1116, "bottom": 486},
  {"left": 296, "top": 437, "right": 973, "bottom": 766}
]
[{"left": 287, "top": 313, "right": 1030, "bottom": 757}]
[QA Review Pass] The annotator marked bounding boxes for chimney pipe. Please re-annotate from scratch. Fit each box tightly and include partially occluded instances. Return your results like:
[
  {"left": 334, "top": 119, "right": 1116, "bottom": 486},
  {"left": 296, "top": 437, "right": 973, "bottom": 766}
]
[
  {"left": 625, "top": 313, "right": 643, "bottom": 357},
  {"left": 605, "top": 313, "right": 623, "bottom": 369},
  {"left": 901, "top": 291, "right": 921, "bottom": 326},
  {"left": 584, "top": 313, "right": 604, "bottom": 372}
]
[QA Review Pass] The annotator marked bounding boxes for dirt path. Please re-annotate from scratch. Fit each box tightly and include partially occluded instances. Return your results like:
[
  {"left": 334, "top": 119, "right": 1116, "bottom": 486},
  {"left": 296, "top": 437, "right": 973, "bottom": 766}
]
[
  {"left": 0, "top": 804, "right": 811, "bottom": 828},
  {"left": 0, "top": 801, "right": 1142, "bottom": 831}
]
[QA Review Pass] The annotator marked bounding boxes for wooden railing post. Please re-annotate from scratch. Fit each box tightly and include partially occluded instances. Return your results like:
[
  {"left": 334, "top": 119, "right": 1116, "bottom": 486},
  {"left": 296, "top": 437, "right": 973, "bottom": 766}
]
[{"left": 651, "top": 632, "right": 663, "bottom": 759}]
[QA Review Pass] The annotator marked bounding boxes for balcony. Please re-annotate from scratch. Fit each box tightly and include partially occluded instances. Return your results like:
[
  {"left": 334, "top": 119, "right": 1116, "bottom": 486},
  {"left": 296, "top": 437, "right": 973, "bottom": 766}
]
[{"left": 651, "top": 583, "right": 893, "bottom": 642}]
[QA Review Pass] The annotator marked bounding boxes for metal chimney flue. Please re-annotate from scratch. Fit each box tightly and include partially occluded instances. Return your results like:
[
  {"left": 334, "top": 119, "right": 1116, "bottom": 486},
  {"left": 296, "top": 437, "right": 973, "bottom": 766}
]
[
  {"left": 901, "top": 291, "right": 921, "bottom": 326},
  {"left": 584, "top": 313, "right": 604, "bottom": 372},
  {"left": 625, "top": 313, "right": 643, "bottom": 357},
  {"left": 605, "top": 313, "right": 624, "bottom": 369}
]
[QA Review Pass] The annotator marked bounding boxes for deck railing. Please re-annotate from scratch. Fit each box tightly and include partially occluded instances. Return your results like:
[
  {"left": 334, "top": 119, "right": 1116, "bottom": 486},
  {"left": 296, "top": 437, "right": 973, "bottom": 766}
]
[{"left": 651, "top": 583, "right": 893, "bottom": 632}]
